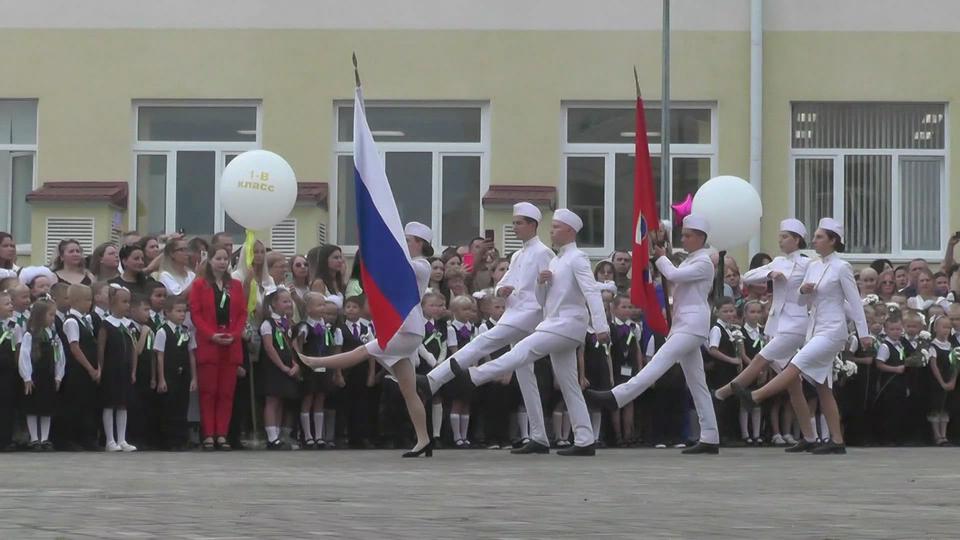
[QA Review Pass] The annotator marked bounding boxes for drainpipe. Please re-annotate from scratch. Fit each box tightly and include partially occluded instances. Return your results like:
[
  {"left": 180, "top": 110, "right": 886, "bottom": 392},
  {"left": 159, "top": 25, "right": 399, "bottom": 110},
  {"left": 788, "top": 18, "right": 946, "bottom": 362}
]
[{"left": 749, "top": 0, "right": 763, "bottom": 256}]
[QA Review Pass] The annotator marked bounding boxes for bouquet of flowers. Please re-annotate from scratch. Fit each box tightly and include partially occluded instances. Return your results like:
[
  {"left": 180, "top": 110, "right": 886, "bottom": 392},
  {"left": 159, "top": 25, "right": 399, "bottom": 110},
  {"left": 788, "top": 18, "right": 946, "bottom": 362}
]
[
  {"left": 862, "top": 294, "right": 880, "bottom": 306},
  {"left": 728, "top": 324, "right": 744, "bottom": 343},
  {"left": 904, "top": 331, "right": 933, "bottom": 368},
  {"left": 833, "top": 354, "right": 858, "bottom": 381}
]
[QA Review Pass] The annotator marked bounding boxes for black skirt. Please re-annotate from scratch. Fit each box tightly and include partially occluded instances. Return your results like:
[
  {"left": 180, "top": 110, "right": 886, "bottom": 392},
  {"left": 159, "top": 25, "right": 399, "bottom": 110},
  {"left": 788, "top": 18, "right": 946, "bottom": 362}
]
[
  {"left": 22, "top": 357, "right": 57, "bottom": 416},
  {"left": 100, "top": 324, "right": 134, "bottom": 408}
]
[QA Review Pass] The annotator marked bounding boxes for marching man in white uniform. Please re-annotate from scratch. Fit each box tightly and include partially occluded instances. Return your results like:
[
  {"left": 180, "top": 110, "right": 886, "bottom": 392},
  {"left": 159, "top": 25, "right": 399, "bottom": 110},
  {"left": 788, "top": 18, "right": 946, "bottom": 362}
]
[
  {"left": 733, "top": 217, "right": 872, "bottom": 455},
  {"left": 426, "top": 202, "right": 555, "bottom": 454},
  {"left": 586, "top": 214, "right": 721, "bottom": 454},
  {"left": 713, "top": 218, "right": 820, "bottom": 452},
  {"left": 450, "top": 208, "right": 609, "bottom": 456}
]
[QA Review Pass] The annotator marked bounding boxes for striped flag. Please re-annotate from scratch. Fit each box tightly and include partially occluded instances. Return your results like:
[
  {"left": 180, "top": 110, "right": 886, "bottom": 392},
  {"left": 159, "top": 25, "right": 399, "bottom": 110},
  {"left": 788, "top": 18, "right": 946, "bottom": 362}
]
[
  {"left": 632, "top": 94, "right": 670, "bottom": 336},
  {"left": 353, "top": 87, "right": 420, "bottom": 347}
]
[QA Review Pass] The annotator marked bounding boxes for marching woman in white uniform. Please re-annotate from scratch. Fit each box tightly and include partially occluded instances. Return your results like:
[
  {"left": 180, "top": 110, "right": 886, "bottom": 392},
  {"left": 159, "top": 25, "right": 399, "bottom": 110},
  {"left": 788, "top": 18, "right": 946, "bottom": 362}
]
[
  {"left": 300, "top": 222, "right": 434, "bottom": 458},
  {"left": 733, "top": 218, "right": 872, "bottom": 455},
  {"left": 449, "top": 209, "right": 609, "bottom": 456},
  {"left": 586, "top": 214, "right": 720, "bottom": 454},
  {"left": 713, "top": 218, "right": 820, "bottom": 452},
  {"left": 426, "top": 202, "right": 555, "bottom": 454}
]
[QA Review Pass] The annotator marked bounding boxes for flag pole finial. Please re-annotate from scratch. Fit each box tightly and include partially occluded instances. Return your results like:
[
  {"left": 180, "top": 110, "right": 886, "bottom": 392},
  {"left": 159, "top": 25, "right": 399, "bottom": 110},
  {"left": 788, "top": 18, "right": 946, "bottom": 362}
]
[
  {"left": 633, "top": 66, "right": 641, "bottom": 98},
  {"left": 352, "top": 52, "right": 361, "bottom": 88}
]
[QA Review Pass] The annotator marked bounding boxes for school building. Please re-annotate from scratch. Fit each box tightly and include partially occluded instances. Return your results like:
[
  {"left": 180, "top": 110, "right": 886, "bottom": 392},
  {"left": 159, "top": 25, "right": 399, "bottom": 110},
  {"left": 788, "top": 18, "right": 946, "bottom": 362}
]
[{"left": 1, "top": 0, "right": 958, "bottom": 265}]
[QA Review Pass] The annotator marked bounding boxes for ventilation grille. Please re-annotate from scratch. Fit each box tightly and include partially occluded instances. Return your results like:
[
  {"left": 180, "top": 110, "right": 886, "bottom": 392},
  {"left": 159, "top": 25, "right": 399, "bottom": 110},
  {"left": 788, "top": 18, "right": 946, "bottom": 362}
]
[
  {"left": 317, "top": 222, "right": 327, "bottom": 246},
  {"left": 502, "top": 224, "right": 523, "bottom": 254},
  {"left": 45, "top": 217, "right": 95, "bottom": 265},
  {"left": 270, "top": 218, "right": 297, "bottom": 256}
]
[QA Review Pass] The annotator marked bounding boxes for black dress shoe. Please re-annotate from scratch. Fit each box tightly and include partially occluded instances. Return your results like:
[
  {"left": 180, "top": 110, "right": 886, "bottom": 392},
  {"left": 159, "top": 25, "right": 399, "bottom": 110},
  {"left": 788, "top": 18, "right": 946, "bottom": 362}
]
[
  {"left": 785, "top": 439, "right": 818, "bottom": 453},
  {"left": 557, "top": 443, "right": 596, "bottom": 456},
  {"left": 510, "top": 440, "right": 550, "bottom": 454},
  {"left": 730, "top": 382, "right": 757, "bottom": 410},
  {"left": 449, "top": 358, "right": 465, "bottom": 377},
  {"left": 681, "top": 442, "right": 720, "bottom": 455},
  {"left": 583, "top": 389, "right": 619, "bottom": 410},
  {"left": 402, "top": 440, "right": 434, "bottom": 458},
  {"left": 449, "top": 360, "right": 477, "bottom": 392},
  {"left": 811, "top": 441, "right": 847, "bottom": 455}
]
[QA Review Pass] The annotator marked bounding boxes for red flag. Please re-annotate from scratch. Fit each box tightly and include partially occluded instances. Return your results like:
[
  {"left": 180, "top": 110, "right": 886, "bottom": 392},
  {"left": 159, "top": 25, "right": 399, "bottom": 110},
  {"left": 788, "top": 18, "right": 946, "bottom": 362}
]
[{"left": 631, "top": 94, "right": 670, "bottom": 336}]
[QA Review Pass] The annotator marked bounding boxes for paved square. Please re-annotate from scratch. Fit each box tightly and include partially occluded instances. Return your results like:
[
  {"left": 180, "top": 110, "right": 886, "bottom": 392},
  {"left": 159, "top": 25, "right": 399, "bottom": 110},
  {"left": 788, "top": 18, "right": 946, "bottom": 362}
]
[{"left": 1, "top": 447, "right": 957, "bottom": 538}]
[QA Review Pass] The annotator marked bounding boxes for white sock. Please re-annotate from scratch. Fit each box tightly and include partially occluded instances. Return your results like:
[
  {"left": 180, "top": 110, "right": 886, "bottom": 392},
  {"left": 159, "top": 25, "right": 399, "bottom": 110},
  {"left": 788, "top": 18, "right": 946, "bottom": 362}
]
[
  {"left": 518, "top": 412, "right": 529, "bottom": 440},
  {"left": 300, "top": 413, "right": 314, "bottom": 441},
  {"left": 431, "top": 402, "right": 443, "bottom": 437},
  {"left": 739, "top": 408, "right": 750, "bottom": 438},
  {"left": 590, "top": 411, "right": 602, "bottom": 441},
  {"left": 40, "top": 416, "right": 51, "bottom": 442},
  {"left": 324, "top": 410, "right": 335, "bottom": 442},
  {"left": 313, "top": 412, "right": 325, "bottom": 442},
  {"left": 819, "top": 414, "right": 829, "bottom": 441},
  {"left": 449, "top": 414, "right": 461, "bottom": 440},
  {"left": 265, "top": 425, "right": 279, "bottom": 442},
  {"left": 552, "top": 411, "right": 563, "bottom": 441},
  {"left": 116, "top": 409, "right": 128, "bottom": 443},
  {"left": 810, "top": 417, "right": 819, "bottom": 438},
  {"left": 26, "top": 415, "right": 38, "bottom": 442},
  {"left": 561, "top": 412, "right": 571, "bottom": 440},
  {"left": 460, "top": 414, "right": 470, "bottom": 441},
  {"left": 751, "top": 408, "right": 762, "bottom": 439},
  {"left": 103, "top": 409, "right": 115, "bottom": 445}
]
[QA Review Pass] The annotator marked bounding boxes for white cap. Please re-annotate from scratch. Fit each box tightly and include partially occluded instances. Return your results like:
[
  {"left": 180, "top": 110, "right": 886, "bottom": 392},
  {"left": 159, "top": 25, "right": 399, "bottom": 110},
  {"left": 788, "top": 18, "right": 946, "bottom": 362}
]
[
  {"left": 779, "top": 218, "right": 808, "bottom": 239},
  {"left": 513, "top": 202, "right": 542, "bottom": 222},
  {"left": 818, "top": 217, "right": 844, "bottom": 242},
  {"left": 19, "top": 266, "right": 56, "bottom": 287},
  {"left": 682, "top": 214, "right": 710, "bottom": 235},
  {"left": 552, "top": 208, "right": 583, "bottom": 233},
  {"left": 404, "top": 221, "right": 433, "bottom": 244}
]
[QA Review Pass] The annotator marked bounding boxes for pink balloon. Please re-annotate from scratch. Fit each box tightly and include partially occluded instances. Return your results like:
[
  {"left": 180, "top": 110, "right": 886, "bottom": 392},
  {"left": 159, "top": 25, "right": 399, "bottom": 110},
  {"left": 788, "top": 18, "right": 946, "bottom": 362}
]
[{"left": 671, "top": 193, "right": 694, "bottom": 225}]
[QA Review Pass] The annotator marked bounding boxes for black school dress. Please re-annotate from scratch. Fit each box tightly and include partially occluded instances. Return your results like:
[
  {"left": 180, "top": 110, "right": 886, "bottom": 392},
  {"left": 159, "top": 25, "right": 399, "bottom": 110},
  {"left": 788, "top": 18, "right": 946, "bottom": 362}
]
[
  {"left": 610, "top": 321, "right": 639, "bottom": 386},
  {"left": 421, "top": 319, "right": 448, "bottom": 377},
  {"left": 742, "top": 325, "right": 765, "bottom": 390},
  {"left": 100, "top": 318, "right": 135, "bottom": 408},
  {"left": 260, "top": 317, "right": 299, "bottom": 400},
  {"left": 0, "top": 321, "right": 19, "bottom": 444},
  {"left": 22, "top": 329, "right": 61, "bottom": 416},
  {"left": 298, "top": 320, "right": 334, "bottom": 395},
  {"left": 929, "top": 341, "right": 956, "bottom": 413},
  {"left": 449, "top": 322, "right": 476, "bottom": 400},
  {"left": 706, "top": 323, "right": 740, "bottom": 441},
  {"left": 62, "top": 313, "right": 100, "bottom": 441},
  {"left": 584, "top": 332, "right": 611, "bottom": 391}
]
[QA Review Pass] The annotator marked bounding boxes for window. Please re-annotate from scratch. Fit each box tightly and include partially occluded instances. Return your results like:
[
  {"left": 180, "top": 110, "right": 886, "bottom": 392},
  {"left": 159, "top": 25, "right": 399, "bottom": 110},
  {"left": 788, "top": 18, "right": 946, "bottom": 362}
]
[
  {"left": 0, "top": 99, "right": 38, "bottom": 245},
  {"left": 791, "top": 102, "right": 947, "bottom": 257},
  {"left": 132, "top": 101, "right": 260, "bottom": 238},
  {"left": 561, "top": 103, "right": 716, "bottom": 254},
  {"left": 334, "top": 104, "right": 488, "bottom": 248}
]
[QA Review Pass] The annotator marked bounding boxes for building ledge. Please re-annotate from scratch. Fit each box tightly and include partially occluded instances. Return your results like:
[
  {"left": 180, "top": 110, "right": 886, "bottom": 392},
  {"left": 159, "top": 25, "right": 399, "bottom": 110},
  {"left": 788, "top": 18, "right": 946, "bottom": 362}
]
[
  {"left": 482, "top": 185, "right": 556, "bottom": 209},
  {"left": 26, "top": 182, "right": 128, "bottom": 207},
  {"left": 298, "top": 182, "right": 328, "bottom": 205}
]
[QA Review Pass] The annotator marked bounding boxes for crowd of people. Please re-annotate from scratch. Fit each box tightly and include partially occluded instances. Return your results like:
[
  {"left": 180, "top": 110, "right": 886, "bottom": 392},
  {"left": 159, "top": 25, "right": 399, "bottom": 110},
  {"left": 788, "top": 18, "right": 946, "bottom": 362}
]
[{"left": 0, "top": 213, "right": 959, "bottom": 455}]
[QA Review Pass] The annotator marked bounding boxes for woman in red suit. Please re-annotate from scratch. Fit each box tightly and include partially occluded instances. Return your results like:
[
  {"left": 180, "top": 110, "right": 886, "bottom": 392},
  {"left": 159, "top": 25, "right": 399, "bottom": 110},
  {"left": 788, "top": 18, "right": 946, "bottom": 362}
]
[{"left": 189, "top": 244, "right": 248, "bottom": 450}]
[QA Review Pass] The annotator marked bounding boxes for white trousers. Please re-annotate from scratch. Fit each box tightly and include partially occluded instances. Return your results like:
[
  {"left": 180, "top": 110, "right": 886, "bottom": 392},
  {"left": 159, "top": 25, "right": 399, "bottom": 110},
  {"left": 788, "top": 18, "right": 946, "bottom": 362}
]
[
  {"left": 427, "top": 324, "right": 548, "bottom": 445},
  {"left": 611, "top": 332, "right": 719, "bottom": 445},
  {"left": 470, "top": 330, "right": 594, "bottom": 447}
]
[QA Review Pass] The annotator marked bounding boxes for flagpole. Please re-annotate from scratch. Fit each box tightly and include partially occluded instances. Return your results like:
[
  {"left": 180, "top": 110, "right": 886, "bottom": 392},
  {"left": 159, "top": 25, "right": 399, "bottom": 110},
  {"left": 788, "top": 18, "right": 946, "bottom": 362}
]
[
  {"left": 660, "top": 0, "right": 670, "bottom": 215},
  {"left": 353, "top": 52, "right": 362, "bottom": 88}
]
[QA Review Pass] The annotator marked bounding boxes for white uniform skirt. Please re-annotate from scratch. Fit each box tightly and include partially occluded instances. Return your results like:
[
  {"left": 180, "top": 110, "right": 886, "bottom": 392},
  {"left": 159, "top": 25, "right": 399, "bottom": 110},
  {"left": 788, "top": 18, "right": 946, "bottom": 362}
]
[
  {"left": 789, "top": 335, "right": 846, "bottom": 387},
  {"left": 364, "top": 331, "right": 423, "bottom": 370},
  {"left": 759, "top": 333, "right": 805, "bottom": 372}
]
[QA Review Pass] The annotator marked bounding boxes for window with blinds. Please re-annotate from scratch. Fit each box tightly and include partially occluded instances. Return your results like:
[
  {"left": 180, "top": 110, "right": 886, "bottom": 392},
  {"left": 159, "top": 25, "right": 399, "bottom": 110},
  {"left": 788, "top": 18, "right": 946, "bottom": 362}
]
[{"left": 791, "top": 102, "right": 946, "bottom": 257}]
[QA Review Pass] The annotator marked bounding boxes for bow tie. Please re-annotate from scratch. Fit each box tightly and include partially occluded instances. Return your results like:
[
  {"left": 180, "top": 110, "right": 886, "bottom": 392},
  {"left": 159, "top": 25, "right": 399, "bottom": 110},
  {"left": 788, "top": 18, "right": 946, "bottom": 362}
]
[{"left": 313, "top": 323, "right": 326, "bottom": 336}]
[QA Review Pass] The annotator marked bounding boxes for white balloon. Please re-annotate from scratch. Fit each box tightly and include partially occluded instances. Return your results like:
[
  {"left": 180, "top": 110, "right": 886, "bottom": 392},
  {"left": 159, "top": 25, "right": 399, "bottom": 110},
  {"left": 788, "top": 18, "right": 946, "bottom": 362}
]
[
  {"left": 691, "top": 175, "right": 762, "bottom": 250},
  {"left": 220, "top": 150, "right": 298, "bottom": 231}
]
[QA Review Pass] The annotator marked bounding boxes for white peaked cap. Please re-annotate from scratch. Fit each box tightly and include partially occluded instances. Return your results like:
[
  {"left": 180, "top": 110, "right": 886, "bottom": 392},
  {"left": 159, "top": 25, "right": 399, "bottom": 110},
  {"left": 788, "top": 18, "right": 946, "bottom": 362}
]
[
  {"left": 779, "top": 218, "right": 808, "bottom": 239},
  {"left": 552, "top": 208, "right": 583, "bottom": 233},
  {"left": 682, "top": 214, "right": 710, "bottom": 235},
  {"left": 19, "top": 266, "right": 56, "bottom": 286},
  {"left": 404, "top": 221, "right": 433, "bottom": 244},
  {"left": 818, "top": 217, "right": 844, "bottom": 242},
  {"left": 513, "top": 202, "right": 542, "bottom": 222}
]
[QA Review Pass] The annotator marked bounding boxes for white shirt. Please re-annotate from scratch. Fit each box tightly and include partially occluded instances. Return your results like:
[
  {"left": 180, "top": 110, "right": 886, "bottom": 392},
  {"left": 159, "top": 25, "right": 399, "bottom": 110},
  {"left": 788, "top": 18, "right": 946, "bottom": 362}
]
[
  {"left": 0, "top": 318, "right": 20, "bottom": 351},
  {"left": 159, "top": 270, "right": 196, "bottom": 296},
  {"left": 655, "top": 248, "right": 714, "bottom": 340},
  {"left": 18, "top": 328, "right": 66, "bottom": 383},
  {"left": 742, "top": 250, "right": 810, "bottom": 337},
  {"left": 495, "top": 236, "right": 555, "bottom": 332},
  {"left": 153, "top": 321, "right": 197, "bottom": 352},
  {"left": 63, "top": 309, "right": 95, "bottom": 344},
  {"left": 447, "top": 319, "right": 475, "bottom": 347},
  {"left": 875, "top": 339, "right": 904, "bottom": 363},
  {"left": 297, "top": 318, "right": 344, "bottom": 347},
  {"left": 536, "top": 242, "right": 609, "bottom": 339},
  {"left": 799, "top": 253, "right": 869, "bottom": 342}
]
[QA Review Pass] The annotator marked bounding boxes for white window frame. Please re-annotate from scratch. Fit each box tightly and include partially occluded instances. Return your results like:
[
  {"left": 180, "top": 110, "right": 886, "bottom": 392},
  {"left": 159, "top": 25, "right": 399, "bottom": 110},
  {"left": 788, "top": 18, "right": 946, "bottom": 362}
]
[
  {"left": 0, "top": 99, "right": 39, "bottom": 255},
  {"left": 331, "top": 101, "right": 490, "bottom": 253},
  {"left": 130, "top": 100, "right": 261, "bottom": 234},
  {"left": 560, "top": 101, "right": 718, "bottom": 257},
  {"left": 788, "top": 104, "right": 950, "bottom": 262}
]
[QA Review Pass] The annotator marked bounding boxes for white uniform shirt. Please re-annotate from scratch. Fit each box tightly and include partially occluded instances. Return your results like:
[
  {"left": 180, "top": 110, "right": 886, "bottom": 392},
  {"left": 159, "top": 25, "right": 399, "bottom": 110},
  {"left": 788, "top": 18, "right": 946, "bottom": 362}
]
[
  {"left": 158, "top": 270, "right": 196, "bottom": 296},
  {"left": 18, "top": 327, "right": 66, "bottom": 383},
  {"left": 495, "top": 237, "right": 555, "bottom": 333},
  {"left": 655, "top": 248, "right": 714, "bottom": 340},
  {"left": 799, "top": 253, "right": 869, "bottom": 342},
  {"left": 62, "top": 309, "right": 95, "bottom": 344},
  {"left": 297, "top": 319, "right": 344, "bottom": 348},
  {"left": 536, "top": 242, "right": 609, "bottom": 338},
  {"left": 154, "top": 321, "right": 198, "bottom": 352},
  {"left": 447, "top": 320, "right": 475, "bottom": 347},
  {"left": 742, "top": 251, "right": 810, "bottom": 337},
  {"left": 875, "top": 339, "right": 904, "bottom": 363}
]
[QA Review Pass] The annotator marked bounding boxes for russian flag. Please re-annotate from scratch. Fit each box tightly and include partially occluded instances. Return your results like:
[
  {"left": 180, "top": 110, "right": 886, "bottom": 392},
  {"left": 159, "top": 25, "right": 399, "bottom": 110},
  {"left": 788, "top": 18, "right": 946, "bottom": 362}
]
[{"left": 353, "top": 87, "right": 420, "bottom": 348}]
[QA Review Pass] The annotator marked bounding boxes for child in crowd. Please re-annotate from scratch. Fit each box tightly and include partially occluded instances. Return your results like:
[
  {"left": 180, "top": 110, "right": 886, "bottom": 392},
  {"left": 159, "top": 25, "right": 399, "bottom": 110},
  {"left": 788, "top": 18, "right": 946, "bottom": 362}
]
[
  {"left": 927, "top": 316, "right": 957, "bottom": 446},
  {"left": 419, "top": 292, "right": 448, "bottom": 443},
  {"left": 260, "top": 288, "right": 298, "bottom": 449},
  {"left": 98, "top": 285, "right": 137, "bottom": 452},
  {"left": 9, "top": 284, "right": 31, "bottom": 333},
  {"left": 705, "top": 297, "right": 742, "bottom": 442},
  {"left": 147, "top": 281, "right": 168, "bottom": 331},
  {"left": 91, "top": 281, "right": 111, "bottom": 332},
  {"left": 476, "top": 295, "right": 514, "bottom": 449},
  {"left": 873, "top": 316, "right": 909, "bottom": 445},
  {"left": 129, "top": 295, "right": 158, "bottom": 449},
  {"left": 294, "top": 293, "right": 342, "bottom": 449},
  {"left": 0, "top": 291, "right": 19, "bottom": 450},
  {"left": 61, "top": 285, "right": 100, "bottom": 450},
  {"left": 154, "top": 295, "right": 197, "bottom": 451},
  {"left": 337, "top": 295, "right": 376, "bottom": 448},
  {"left": 739, "top": 300, "right": 766, "bottom": 445},
  {"left": 447, "top": 295, "right": 478, "bottom": 448},
  {"left": 18, "top": 300, "right": 65, "bottom": 451},
  {"left": 607, "top": 295, "right": 640, "bottom": 446}
]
